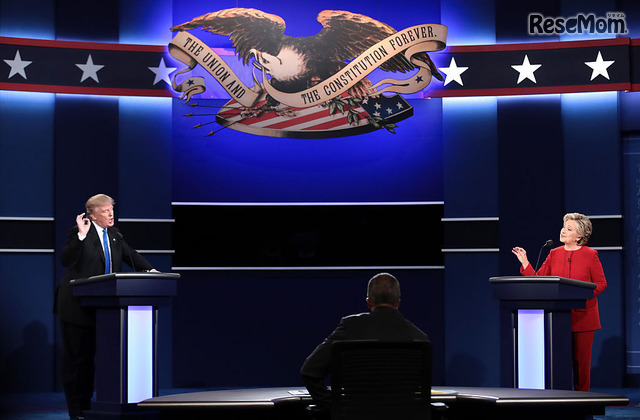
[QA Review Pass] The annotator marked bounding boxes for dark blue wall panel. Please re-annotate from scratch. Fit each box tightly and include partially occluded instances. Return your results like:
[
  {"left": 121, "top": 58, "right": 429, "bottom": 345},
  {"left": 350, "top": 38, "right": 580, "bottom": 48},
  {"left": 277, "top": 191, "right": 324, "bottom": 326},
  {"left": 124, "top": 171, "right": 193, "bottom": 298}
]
[
  {"left": 53, "top": 95, "right": 120, "bottom": 281},
  {"left": 497, "top": 95, "right": 565, "bottom": 273},
  {"left": 442, "top": 97, "right": 498, "bottom": 218},
  {"left": 623, "top": 134, "right": 640, "bottom": 382},
  {"left": 444, "top": 253, "right": 500, "bottom": 387},
  {"left": 495, "top": 0, "right": 560, "bottom": 43},
  {"left": 0, "top": 0, "right": 55, "bottom": 38},
  {"left": 562, "top": 92, "right": 621, "bottom": 215},
  {"left": 441, "top": 0, "right": 495, "bottom": 45},
  {"left": 591, "top": 251, "right": 625, "bottom": 387},
  {"left": 55, "top": 0, "right": 119, "bottom": 42},
  {"left": 0, "top": 89, "right": 56, "bottom": 392},
  {"left": 561, "top": 92, "right": 624, "bottom": 387},
  {"left": 118, "top": 97, "right": 173, "bottom": 218},
  {"left": 119, "top": 0, "right": 173, "bottom": 44},
  {"left": 0, "top": 254, "right": 55, "bottom": 392},
  {"left": 172, "top": 269, "right": 445, "bottom": 388},
  {"left": 0, "top": 92, "right": 54, "bottom": 216}
]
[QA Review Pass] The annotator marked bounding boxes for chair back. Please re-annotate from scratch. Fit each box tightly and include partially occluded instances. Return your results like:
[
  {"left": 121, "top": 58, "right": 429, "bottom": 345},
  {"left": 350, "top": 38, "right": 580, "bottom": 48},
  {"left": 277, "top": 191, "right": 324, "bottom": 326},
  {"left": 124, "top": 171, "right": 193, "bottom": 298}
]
[{"left": 330, "top": 340, "right": 432, "bottom": 420}]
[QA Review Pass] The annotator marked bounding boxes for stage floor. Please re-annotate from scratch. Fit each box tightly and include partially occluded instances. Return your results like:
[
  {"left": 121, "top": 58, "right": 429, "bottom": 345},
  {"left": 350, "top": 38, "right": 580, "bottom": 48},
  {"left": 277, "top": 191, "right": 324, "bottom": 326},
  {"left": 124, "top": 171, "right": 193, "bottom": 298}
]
[
  {"left": 0, "top": 387, "right": 637, "bottom": 420},
  {"left": 138, "top": 386, "right": 630, "bottom": 420}
]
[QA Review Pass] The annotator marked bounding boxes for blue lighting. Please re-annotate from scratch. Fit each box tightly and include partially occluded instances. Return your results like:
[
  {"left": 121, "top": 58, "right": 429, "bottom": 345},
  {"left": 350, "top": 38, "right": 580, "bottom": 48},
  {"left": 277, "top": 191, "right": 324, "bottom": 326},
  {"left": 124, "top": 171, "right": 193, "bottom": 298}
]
[
  {"left": 127, "top": 306, "right": 153, "bottom": 403},
  {"left": 56, "top": 93, "right": 120, "bottom": 102},
  {"left": 119, "top": 96, "right": 172, "bottom": 109},
  {"left": 443, "top": 96, "right": 497, "bottom": 107},
  {"left": 561, "top": 91, "right": 618, "bottom": 107},
  {"left": 441, "top": 0, "right": 496, "bottom": 45},
  {"left": 0, "top": 2, "right": 54, "bottom": 39},
  {"left": 0, "top": 90, "right": 54, "bottom": 104},
  {"left": 119, "top": 0, "right": 173, "bottom": 45},
  {"left": 497, "top": 93, "right": 562, "bottom": 103},
  {"left": 517, "top": 309, "right": 545, "bottom": 389}
]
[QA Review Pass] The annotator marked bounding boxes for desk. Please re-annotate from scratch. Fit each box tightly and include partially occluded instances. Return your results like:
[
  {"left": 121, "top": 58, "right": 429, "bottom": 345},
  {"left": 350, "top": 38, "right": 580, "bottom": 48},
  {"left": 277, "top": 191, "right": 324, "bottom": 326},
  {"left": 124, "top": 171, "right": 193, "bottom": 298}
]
[{"left": 139, "top": 386, "right": 628, "bottom": 420}]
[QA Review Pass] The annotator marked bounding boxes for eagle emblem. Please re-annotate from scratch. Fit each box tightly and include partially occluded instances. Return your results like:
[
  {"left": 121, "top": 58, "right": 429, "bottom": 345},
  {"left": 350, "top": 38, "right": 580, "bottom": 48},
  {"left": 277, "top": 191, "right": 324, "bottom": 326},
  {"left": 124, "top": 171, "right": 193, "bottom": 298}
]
[{"left": 169, "top": 9, "right": 447, "bottom": 138}]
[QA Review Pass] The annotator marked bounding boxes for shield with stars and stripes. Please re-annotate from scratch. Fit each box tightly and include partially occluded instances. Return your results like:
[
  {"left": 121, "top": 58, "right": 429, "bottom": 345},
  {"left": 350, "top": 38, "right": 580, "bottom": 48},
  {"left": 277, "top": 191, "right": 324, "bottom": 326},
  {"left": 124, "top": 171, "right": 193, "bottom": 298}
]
[{"left": 214, "top": 91, "right": 413, "bottom": 139}]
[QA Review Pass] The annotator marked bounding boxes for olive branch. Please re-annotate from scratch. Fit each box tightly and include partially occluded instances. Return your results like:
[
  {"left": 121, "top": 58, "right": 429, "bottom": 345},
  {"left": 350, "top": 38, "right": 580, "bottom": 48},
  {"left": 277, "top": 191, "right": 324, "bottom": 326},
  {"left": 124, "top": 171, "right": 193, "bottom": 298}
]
[{"left": 327, "top": 97, "right": 398, "bottom": 134}]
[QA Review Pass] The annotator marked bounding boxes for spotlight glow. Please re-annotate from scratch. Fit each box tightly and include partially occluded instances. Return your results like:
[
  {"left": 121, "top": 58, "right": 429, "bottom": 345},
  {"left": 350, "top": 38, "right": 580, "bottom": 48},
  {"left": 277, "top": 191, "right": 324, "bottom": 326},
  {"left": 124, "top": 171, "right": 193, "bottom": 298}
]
[
  {"left": 517, "top": 309, "right": 545, "bottom": 389},
  {"left": 127, "top": 306, "right": 153, "bottom": 403}
]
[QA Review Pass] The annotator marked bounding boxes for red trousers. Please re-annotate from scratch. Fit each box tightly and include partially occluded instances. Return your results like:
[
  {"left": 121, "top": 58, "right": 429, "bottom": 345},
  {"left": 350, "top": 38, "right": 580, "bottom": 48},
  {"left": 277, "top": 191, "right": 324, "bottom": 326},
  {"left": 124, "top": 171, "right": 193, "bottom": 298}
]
[{"left": 572, "top": 330, "right": 595, "bottom": 391}]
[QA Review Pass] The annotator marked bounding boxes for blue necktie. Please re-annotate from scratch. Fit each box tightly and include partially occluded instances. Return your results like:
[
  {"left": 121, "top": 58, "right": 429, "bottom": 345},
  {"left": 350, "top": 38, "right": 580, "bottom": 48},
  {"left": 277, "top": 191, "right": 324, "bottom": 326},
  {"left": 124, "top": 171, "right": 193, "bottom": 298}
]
[{"left": 103, "top": 228, "right": 111, "bottom": 274}]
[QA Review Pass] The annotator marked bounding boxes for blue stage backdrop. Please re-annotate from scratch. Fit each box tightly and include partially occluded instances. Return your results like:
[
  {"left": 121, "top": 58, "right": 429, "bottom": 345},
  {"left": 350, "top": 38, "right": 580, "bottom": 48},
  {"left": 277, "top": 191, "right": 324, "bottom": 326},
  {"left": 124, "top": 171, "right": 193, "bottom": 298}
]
[
  {"left": 171, "top": 99, "right": 443, "bottom": 203},
  {"left": 3, "top": 0, "right": 640, "bottom": 395},
  {"left": 168, "top": 1, "right": 445, "bottom": 203}
]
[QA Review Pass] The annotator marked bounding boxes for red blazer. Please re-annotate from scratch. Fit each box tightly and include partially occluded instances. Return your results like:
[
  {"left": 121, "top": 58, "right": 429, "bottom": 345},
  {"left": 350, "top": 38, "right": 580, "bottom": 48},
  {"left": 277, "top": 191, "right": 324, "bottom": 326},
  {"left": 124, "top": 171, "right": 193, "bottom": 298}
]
[{"left": 521, "top": 246, "right": 607, "bottom": 332}]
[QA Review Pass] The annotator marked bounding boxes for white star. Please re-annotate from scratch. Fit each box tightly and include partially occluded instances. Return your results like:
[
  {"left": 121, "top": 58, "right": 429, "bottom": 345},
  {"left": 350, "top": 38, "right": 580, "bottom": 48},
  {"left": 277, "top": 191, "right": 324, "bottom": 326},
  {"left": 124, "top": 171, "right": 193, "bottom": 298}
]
[
  {"left": 585, "top": 51, "right": 614, "bottom": 81},
  {"left": 76, "top": 54, "right": 104, "bottom": 83},
  {"left": 511, "top": 55, "right": 542, "bottom": 84},
  {"left": 386, "top": 107, "right": 393, "bottom": 115},
  {"left": 440, "top": 57, "right": 469, "bottom": 86},
  {"left": 148, "top": 57, "right": 177, "bottom": 85},
  {"left": 4, "top": 50, "right": 32, "bottom": 79},
  {"left": 396, "top": 102, "right": 404, "bottom": 110}
]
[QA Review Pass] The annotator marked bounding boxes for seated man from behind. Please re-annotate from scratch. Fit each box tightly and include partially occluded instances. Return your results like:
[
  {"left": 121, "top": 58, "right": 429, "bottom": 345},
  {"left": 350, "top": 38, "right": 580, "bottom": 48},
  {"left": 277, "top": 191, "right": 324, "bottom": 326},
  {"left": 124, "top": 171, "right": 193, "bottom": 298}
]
[{"left": 300, "top": 272, "right": 430, "bottom": 410}]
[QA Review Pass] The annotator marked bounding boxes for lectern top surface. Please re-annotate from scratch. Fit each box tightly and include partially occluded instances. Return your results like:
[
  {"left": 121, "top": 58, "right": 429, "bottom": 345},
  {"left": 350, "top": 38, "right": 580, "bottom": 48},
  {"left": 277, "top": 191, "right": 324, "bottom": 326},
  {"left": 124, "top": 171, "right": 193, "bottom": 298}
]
[
  {"left": 489, "top": 276, "right": 596, "bottom": 289},
  {"left": 71, "top": 272, "right": 180, "bottom": 285}
]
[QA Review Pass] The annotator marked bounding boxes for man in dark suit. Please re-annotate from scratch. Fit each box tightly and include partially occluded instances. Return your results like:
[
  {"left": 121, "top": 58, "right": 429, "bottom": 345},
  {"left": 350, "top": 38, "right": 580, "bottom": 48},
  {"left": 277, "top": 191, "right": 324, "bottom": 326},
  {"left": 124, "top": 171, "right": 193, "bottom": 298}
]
[
  {"left": 54, "top": 194, "right": 157, "bottom": 420},
  {"left": 300, "top": 272, "right": 429, "bottom": 411}
]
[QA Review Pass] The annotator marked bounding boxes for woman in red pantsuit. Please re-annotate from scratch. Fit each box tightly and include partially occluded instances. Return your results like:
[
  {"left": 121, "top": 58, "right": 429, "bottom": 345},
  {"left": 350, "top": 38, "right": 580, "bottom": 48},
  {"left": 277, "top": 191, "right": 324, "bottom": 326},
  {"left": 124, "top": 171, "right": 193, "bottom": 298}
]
[{"left": 512, "top": 213, "right": 607, "bottom": 391}]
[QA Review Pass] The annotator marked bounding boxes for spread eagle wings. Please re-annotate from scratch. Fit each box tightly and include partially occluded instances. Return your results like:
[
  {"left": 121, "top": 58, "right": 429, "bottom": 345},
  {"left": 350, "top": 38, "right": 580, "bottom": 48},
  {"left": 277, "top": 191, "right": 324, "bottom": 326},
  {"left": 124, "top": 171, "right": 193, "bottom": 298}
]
[
  {"left": 170, "top": 8, "right": 443, "bottom": 78},
  {"left": 171, "top": 8, "right": 287, "bottom": 66}
]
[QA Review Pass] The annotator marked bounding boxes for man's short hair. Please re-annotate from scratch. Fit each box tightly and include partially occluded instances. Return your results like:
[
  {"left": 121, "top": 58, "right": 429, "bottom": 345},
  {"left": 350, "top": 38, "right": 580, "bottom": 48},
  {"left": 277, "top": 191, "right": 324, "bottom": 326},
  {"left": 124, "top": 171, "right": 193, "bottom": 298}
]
[
  {"left": 86, "top": 194, "right": 115, "bottom": 215},
  {"left": 367, "top": 273, "right": 401, "bottom": 306}
]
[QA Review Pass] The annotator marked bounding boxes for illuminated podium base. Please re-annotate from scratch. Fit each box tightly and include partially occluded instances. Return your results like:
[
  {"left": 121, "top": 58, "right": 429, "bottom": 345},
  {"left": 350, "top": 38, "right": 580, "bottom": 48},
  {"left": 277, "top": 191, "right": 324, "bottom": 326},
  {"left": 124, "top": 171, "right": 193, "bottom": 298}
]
[
  {"left": 490, "top": 276, "right": 595, "bottom": 390},
  {"left": 72, "top": 272, "right": 179, "bottom": 419}
]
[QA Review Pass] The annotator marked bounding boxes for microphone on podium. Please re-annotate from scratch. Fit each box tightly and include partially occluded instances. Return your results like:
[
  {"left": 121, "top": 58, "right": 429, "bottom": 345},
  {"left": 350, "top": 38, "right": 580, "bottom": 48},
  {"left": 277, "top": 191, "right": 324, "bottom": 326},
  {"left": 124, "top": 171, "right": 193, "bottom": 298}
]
[
  {"left": 115, "top": 230, "right": 137, "bottom": 272},
  {"left": 534, "top": 239, "right": 553, "bottom": 272}
]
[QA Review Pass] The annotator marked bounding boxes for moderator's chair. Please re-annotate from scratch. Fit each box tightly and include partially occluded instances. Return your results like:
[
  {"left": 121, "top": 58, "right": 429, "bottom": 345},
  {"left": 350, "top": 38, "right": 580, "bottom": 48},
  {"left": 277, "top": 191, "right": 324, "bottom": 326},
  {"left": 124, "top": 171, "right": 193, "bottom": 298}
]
[{"left": 330, "top": 340, "right": 434, "bottom": 420}]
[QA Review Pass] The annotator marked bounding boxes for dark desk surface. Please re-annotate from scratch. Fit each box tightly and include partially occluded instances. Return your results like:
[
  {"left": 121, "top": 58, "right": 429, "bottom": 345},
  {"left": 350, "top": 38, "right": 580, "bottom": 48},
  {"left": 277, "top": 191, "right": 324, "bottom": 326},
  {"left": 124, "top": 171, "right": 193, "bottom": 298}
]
[{"left": 139, "top": 386, "right": 629, "bottom": 409}]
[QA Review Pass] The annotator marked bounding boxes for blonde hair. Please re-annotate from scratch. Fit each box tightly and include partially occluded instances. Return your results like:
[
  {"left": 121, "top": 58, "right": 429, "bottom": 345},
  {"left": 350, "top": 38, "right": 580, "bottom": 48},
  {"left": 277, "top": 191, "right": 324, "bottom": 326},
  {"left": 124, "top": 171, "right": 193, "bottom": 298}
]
[
  {"left": 86, "top": 194, "right": 115, "bottom": 216},
  {"left": 564, "top": 212, "right": 592, "bottom": 246}
]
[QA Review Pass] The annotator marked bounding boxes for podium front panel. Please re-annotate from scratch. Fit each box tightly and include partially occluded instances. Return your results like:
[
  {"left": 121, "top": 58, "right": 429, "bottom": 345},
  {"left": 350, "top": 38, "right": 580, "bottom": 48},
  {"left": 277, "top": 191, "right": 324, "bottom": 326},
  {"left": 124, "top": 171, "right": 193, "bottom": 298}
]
[
  {"left": 491, "top": 276, "right": 593, "bottom": 390},
  {"left": 71, "top": 272, "right": 180, "bottom": 418},
  {"left": 517, "top": 310, "right": 545, "bottom": 389},
  {"left": 127, "top": 306, "right": 153, "bottom": 403}
]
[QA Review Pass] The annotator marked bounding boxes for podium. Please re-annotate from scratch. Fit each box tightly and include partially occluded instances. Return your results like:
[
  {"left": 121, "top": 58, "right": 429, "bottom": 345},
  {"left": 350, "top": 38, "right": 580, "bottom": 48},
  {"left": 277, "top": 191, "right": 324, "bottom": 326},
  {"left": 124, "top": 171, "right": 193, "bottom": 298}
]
[
  {"left": 71, "top": 272, "right": 180, "bottom": 419},
  {"left": 489, "top": 276, "right": 595, "bottom": 390}
]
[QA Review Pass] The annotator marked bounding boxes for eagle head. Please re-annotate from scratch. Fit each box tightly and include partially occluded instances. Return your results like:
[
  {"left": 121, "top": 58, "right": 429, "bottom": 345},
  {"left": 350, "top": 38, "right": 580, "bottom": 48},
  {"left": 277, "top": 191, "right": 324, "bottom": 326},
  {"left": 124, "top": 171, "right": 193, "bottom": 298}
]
[{"left": 250, "top": 46, "right": 308, "bottom": 83}]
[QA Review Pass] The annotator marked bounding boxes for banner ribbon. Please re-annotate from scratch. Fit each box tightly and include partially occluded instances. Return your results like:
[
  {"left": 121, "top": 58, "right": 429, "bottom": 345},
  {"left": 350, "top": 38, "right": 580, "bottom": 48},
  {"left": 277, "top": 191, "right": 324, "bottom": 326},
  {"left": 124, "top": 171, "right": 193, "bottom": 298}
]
[{"left": 169, "top": 23, "right": 447, "bottom": 108}]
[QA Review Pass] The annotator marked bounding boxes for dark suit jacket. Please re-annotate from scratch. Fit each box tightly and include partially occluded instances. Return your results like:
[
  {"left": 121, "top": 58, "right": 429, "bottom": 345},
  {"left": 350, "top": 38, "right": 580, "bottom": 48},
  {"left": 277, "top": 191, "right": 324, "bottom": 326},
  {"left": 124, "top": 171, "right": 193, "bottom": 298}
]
[
  {"left": 300, "top": 306, "right": 429, "bottom": 409},
  {"left": 55, "top": 223, "right": 154, "bottom": 326}
]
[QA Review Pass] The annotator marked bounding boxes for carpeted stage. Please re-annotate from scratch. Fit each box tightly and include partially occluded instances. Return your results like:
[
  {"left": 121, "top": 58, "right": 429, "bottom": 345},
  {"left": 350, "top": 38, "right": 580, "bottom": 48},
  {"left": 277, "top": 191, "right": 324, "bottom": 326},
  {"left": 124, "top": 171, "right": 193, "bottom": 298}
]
[{"left": 137, "top": 386, "right": 630, "bottom": 420}]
